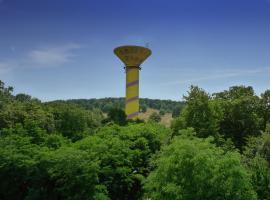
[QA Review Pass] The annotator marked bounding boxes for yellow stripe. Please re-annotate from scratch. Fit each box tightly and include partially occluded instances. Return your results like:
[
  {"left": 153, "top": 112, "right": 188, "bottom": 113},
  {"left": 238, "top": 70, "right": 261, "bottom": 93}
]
[{"left": 126, "top": 100, "right": 139, "bottom": 115}]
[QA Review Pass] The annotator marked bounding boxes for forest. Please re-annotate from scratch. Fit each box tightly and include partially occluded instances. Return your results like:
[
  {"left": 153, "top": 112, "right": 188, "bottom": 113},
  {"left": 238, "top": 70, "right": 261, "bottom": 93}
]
[{"left": 0, "top": 79, "right": 270, "bottom": 200}]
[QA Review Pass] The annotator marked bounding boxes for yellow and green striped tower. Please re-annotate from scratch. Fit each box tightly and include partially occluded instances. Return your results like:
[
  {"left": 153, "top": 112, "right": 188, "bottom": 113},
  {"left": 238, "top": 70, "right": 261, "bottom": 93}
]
[{"left": 114, "top": 45, "right": 151, "bottom": 119}]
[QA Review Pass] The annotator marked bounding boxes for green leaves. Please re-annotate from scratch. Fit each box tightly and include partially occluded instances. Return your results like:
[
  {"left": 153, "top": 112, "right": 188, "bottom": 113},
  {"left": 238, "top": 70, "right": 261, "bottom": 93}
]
[
  {"left": 145, "top": 135, "right": 257, "bottom": 200},
  {"left": 0, "top": 122, "right": 170, "bottom": 200},
  {"left": 74, "top": 123, "right": 170, "bottom": 200},
  {"left": 173, "top": 86, "right": 222, "bottom": 138},
  {"left": 173, "top": 85, "right": 265, "bottom": 151},
  {"left": 0, "top": 134, "right": 108, "bottom": 200},
  {"left": 49, "top": 103, "right": 103, "bottom": 141},
  {"left": 1, "top": 79, "right": 270, "bottom": 200}
]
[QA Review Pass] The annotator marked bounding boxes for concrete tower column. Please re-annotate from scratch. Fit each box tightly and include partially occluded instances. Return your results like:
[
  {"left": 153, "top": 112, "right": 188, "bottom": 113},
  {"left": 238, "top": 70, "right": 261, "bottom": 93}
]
[{"left": 125, "top": 66, "right": 140, "bottom": 119}]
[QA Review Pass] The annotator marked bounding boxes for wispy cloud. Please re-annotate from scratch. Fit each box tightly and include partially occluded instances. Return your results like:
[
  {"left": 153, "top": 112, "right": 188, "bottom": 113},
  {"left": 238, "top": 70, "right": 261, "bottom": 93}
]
[
  {"left": 161, "top": 67, "right": 270, "bottom": 86},
  {"left": 27, "top": 43, "right": 81, "bottom": 67},
  {"left": 0, "top": 62, "right": 12, "bottom": 75},
  {"left": 0, "top": 43, "right": 82, "bottom": 74}
]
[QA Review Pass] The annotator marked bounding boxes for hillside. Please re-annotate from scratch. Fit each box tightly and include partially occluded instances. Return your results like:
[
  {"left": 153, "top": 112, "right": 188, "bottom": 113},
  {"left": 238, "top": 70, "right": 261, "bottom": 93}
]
[
  {"left": 138, "top": 108, "right": 173, "bottom": 127},
  {"left": 49, "top": 97, "right": 185, "bottom": 117}
]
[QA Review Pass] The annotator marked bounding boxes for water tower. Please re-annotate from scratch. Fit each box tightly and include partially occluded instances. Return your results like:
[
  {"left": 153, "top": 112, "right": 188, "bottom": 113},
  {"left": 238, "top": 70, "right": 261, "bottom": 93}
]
[{"left": 114, "top": 45, "right": 151, "bottom": 119}]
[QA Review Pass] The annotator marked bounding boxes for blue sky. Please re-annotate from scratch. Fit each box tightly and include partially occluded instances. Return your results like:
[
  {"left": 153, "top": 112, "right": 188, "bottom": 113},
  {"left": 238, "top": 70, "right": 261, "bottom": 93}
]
[{"left": 0, "top": 0, "right": 270, "bottom": 101}]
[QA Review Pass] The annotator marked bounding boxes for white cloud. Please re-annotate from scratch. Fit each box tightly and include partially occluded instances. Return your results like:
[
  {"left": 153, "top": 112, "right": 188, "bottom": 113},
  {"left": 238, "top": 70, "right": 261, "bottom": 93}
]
[
  {"left": 27, "top": 43, "right": 81, "bottom": 67},
  {"left": 161, "top": 67, "right": 270, "bottom": 86},
  {"left": 0, "top": 43, "right": 81, "bottom": 75}
]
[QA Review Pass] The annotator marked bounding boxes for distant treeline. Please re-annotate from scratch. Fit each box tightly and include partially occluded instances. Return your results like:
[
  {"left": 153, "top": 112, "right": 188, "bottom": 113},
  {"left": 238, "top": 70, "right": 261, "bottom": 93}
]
[{"left": 49, "top": 98, "right": 185, "bottom": 117}]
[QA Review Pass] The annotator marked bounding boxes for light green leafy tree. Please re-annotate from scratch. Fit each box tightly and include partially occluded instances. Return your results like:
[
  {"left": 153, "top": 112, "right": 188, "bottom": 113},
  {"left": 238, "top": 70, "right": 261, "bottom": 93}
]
[
  {"left": 144, "top": 133, "right": 257, "bottom": 200},
  {"left": 172, "top": 86, "right": 223, "bottom": 138},
  {"left": 243, "top": 132, "right": 270, "bottom": 200}
]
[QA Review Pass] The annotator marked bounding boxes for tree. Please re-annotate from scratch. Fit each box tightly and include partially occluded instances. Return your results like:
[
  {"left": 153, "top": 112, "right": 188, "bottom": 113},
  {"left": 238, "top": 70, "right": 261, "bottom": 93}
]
[
  {"left": 172, "top": 105, "right": 183, "bottom": 118},
  {"left": 244, "top": 132, "right": 270, "bottom": 165},
  {"left": 217, "top": 95, "right": 263, "bottom": 150},
  {"left": 0, "top": 101, "right": 55, "bottom": 136},
  {"left": 144, "top": 134, "right": 257, "bottom": 200},
  {"left": 49, "top": 103, "right": 102, "bottom": 141},
  {"left": 15, "top": 93, "right": 32, "bottom": 102},
  {"left": 149, "top": 112, "right": 161, "bottom": 123},
  {"left": 159, "top": 109, "right": 165, "bottom": 116},
  {"left": 176, "top": 86, "right": 222, "bottom": 138},
  {"left": 213, "top": 85, "right": 255, "bottom": 100},
  {"left": 0, "top": 80, "right": 13, "bottom": 103},
  {"left": 244, "top": 156, "right": 270, "bottom": 200},
  {"left": 0, "top": 135, "right": 40, "bottom": 199},
  {"left": 75, "top": 123, "right": 170, "bottom": 200},
  {"left": 38, "top": 147, "right": 108, "bottom": 200},
  {"left": 106, "top": 108, "right": 127, "bottom": 126},
  {"left": 140, "top": 104, "right": 147, "bottom": 113},
  {"left": 260, "top": 90, "right": 270, "bottom": 127},
  {"left": 0, "top": 134, "right": 109, "bottom": 200},
  {"left": 0, "top": 80, "right": 13, "bottom": 118},
  {"left": 243, "top": 133, "right": 270, "bottom": 200}
]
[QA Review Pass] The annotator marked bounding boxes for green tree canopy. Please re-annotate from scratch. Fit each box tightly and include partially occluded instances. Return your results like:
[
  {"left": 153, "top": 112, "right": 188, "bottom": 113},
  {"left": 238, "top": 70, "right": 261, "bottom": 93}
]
[
  {"left": 106, "top": 108, "right": 127, "bottom": 126},
  {"left": 145, "top": 133, "right": 257, "bottom": 200},
  {"left": 172, "top": 86, "right": 222, "bottom": 138}
]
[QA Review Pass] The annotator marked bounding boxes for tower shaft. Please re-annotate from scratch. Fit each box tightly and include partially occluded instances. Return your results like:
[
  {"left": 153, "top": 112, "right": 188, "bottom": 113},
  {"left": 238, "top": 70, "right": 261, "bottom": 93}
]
[{"left": 125, "top": 66, "right": 140, "bottom": 119}]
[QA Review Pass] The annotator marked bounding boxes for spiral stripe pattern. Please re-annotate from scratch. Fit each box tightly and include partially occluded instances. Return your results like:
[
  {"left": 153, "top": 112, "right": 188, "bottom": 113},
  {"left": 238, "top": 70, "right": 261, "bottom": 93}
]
[{"left": 125, "top": 66, "right": 140, "bottom": 119}]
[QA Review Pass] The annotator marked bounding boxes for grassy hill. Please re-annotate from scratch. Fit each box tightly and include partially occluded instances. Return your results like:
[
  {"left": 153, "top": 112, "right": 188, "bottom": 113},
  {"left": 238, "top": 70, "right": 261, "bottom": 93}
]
[{"left": 138, "top": 108, "right": 173, "bottom": 127}]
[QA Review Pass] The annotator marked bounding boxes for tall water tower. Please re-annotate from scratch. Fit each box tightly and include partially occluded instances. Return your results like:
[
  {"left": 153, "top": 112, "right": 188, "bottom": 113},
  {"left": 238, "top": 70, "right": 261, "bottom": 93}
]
[{"left": 114, "top": 45, "right": 151, "bottom": 119}]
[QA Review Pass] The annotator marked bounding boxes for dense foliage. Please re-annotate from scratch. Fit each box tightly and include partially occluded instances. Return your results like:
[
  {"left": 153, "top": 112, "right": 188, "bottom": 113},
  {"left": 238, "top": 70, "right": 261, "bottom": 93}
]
[
  {"left": 145, "top": 131, "right": 257, "bottom": 200},
  {"left": 1, "top": 80, "right": 270, "bottom": 199},
  {"left": 172, "top": 86, "right": 267, "bottom": 150}
]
